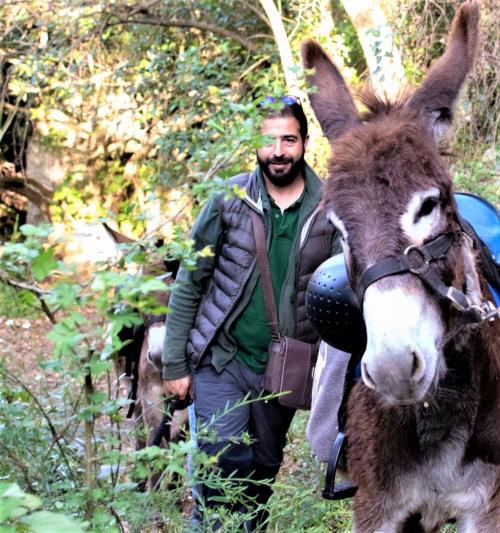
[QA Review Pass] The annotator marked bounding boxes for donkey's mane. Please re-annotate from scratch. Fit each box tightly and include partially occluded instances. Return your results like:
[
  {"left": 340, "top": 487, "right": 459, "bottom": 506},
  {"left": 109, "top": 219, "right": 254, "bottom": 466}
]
[
  {"left": 357, "top": 89, "right": 410, "bottom": 122},
  {"left": 342, "top": 89, "right": 453, "bottom": 159},
  {"left": 323, "top": 98, "right": 451, "bottom": 197}
]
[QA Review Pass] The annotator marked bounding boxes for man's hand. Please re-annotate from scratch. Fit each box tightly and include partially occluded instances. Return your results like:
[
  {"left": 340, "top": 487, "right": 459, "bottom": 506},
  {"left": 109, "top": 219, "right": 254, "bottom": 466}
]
[{"left": 163, "top": 375, "right": 192, "bottom": 400}]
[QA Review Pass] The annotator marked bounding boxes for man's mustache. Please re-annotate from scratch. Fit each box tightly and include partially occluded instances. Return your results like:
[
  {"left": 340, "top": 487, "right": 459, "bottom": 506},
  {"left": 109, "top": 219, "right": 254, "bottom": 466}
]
[{"left": 268, "top": 156, "right": 293, "bottom": 164}]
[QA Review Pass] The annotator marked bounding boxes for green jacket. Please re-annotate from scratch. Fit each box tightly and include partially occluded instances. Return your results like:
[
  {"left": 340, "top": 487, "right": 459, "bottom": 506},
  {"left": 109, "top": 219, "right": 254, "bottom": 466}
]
[{"left": 162, "top": 163, "right": 340, "bottom": 379}]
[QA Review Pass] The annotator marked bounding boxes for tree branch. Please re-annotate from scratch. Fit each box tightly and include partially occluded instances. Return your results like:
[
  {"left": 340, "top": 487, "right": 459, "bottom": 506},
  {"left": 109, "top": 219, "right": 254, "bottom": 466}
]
[
  {"left": 259, "top": 0, "right": 299, "bottom": 93},
  {"left": 0, "top": 162, "right": 52, "bottom": 214},
  {"left": 105, "top": 16, "right": 260, "bottom": 53},
  {"left": 0, "top": 273, "right": 57, "bottom": 324},
  {"left": 237, "top": 0, "right": 272, "bottom": 29},
  {"left": 0, "top": 366, "right": 76, "bottom": 483}
]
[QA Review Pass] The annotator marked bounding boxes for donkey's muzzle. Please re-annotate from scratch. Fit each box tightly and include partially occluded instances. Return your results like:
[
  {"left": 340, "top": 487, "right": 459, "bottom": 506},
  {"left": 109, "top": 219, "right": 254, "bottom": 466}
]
[{"left": 306, "top": 254, "right": 366, "bottom": 355}]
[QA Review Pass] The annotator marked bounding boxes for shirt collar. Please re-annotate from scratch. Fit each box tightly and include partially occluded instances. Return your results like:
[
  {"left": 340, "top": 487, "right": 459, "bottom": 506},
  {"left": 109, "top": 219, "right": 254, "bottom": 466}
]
[{"left": 268, "top": 187, "right": 305, "bottom": 212}]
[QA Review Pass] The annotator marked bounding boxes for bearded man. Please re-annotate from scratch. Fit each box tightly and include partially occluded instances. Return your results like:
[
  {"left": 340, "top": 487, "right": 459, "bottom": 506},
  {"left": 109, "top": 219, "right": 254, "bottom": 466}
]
[{"left": 162, "top": 96, "right": 340, "bottom": 531}]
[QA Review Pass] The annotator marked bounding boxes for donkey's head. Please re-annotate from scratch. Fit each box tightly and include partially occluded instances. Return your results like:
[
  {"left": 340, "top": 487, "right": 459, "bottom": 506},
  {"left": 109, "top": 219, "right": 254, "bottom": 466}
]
[{"left": 303, "top": 2, "right": 482, "bottom": 405}]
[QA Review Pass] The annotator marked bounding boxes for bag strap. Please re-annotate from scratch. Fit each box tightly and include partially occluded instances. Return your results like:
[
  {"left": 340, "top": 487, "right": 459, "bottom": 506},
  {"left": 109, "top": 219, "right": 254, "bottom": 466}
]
[{"left": 250, "top": 209, "right": 280, "bottom": 339}]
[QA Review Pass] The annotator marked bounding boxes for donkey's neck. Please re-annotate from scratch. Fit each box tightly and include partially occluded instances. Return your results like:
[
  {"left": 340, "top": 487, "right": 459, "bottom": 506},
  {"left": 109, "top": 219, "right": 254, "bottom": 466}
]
[{"left": 410, "top": 327, "right": 491, "bottom": 451}]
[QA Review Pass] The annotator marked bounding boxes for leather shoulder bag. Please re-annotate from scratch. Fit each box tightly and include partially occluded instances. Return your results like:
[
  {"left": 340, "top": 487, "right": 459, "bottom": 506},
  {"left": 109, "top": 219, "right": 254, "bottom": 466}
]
[{"left": 250, "top": 209, "right": 317, "bottom": 410}]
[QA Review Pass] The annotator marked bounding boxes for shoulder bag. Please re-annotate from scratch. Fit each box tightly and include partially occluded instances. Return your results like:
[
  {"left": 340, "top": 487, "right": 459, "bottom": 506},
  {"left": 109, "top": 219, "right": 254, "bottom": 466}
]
[{"left": 250, "top": 209, "right": 317, "bottom": 410}]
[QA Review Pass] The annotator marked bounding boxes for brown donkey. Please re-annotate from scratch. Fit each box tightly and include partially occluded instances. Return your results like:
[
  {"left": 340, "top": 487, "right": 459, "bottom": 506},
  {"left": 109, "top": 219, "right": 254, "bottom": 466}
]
[
  {"left": 303, "top": 3, "right": 500, "bottom": 531},
  {"left": 103, "top": 224, "right": 187, "bottom": 489}
]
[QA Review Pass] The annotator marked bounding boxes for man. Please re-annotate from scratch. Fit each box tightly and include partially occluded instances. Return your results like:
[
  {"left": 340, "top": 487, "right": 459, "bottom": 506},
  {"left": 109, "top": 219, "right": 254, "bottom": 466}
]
[{"left": 162, "top": 95, "right": 340, "bottom": 530}]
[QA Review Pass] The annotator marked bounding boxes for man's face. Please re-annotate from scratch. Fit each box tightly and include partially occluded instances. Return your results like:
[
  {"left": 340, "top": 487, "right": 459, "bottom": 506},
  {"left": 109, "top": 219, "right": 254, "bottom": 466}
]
[{"left": 256, "top": 116, "right": 308, "bottom": 187}]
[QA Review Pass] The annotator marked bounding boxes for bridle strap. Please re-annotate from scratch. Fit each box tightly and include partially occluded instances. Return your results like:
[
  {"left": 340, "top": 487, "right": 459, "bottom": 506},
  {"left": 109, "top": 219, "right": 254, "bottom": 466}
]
[
  {"left": 357, "top": 230, "right": 495, "bottom": 324},
  {"left": 144, "top": 314, "right": 166, "bottom": 329},
  {"left": 357, "top": 232, "right": 457, "bottom": 300}
]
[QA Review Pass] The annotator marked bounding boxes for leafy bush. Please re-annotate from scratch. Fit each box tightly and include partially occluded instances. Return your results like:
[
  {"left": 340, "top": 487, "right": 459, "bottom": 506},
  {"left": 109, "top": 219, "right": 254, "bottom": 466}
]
[
  {"left": 0, "top": 283, "right": 41, "bottom": 318},
  {"left": 0, "top": 482, "right": 85, "bottom": 532},
  {"left": 451, "top": 147, "right": 499, "bottom": 204}
]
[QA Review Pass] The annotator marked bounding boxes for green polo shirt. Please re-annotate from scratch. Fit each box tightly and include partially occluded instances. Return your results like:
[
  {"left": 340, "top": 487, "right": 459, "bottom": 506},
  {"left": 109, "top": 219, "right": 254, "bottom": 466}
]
[{"left": 231, "top": 192, "right": 303, "bottom": 374}]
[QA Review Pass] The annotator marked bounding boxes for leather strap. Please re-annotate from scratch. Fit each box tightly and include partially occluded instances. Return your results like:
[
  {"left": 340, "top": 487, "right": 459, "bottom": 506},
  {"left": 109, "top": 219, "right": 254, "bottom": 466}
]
[
  {"left": 322, "top": 350, "right": 360, "bottom": 500},
  {"left": 357, "top": 232, "right": 457, "bottom": 300},
  {"left": 150, "top": 397, "right": 192, "bottom": 447},
  {"left": 250, "top": 209, "right": 280, "bottom": 339},
  {"left": 144, "top": 314, "right": 166, "bottom": 329}
]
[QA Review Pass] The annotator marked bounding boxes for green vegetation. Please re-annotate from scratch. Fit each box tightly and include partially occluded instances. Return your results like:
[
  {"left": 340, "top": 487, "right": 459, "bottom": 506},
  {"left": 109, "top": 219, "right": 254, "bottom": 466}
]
[
  {"left": 0, "top": 283, "right": 41, "bottom": 319},
  {"left": 452, "top": 148, "right": 499, "bottom": 203}
]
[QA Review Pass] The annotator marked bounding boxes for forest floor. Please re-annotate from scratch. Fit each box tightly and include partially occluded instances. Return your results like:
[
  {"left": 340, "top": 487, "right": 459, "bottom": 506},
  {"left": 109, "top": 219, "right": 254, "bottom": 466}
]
[{"left": 0, "top": 314, "right": 57, "bottom": 389}]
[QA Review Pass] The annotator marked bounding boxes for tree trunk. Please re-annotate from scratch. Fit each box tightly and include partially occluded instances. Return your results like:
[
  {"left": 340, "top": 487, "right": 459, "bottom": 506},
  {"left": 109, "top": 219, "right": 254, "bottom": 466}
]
[
  {"left": 259, "top": 0, "right": 300, "bottom": 93},
  {"left": 340, "top": 0, "right": 406, "bottom": 98}
]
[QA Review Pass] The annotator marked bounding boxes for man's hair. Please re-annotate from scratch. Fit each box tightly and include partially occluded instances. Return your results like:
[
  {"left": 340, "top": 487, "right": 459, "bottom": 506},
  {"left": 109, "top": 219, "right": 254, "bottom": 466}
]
[{"left": 259, "top": 97, "right": 308, "bottom": 141}]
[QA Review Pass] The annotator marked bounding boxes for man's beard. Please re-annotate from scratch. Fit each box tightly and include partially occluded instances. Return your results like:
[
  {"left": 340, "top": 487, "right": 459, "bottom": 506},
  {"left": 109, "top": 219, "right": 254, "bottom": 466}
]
[{"left": 257, "top": 153, "right": 305, "bottom": 188}]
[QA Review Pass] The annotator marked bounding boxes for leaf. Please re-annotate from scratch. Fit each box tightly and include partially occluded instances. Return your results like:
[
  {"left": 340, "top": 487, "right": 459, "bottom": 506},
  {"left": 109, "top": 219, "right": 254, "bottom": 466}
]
[
  {"left": 31, "top": 249, "right": 58, "bottom": 281},
  {"left": 138, "top": 278, "right": 167, "bottom": 294},
  {"left": 1, "top": 483, "right": 41, "bottom": 510},
  {"left": 21, "top": 511, "right": 85, "bottom": 533},
  {"left": 89, "top": 391, "right": 108, "bottom": 404},
  {"left": 47, "top": 323, "right": 85, "bottom": 357},
  {"left": 198, "top": 246, "right": 214, "bottom": 258},
  {"left": 88, "top": 359, "right": 112, "bottom": 377},
  {"left": 0, "top": 497, "right": 25, "bottom": 522},
  {"left": 19, "top": 225, "right": 51, "bottom": 238}
]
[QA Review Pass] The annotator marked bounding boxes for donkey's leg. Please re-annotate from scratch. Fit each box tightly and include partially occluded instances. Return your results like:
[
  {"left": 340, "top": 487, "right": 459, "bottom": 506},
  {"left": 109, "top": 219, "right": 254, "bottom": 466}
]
[
  {"left": 352, "top": 494, "right": 411, "bottom": 533},
  {"left": 352, "top": 492, "right": 441, "bottom": 533},
  {"left": 138, "top": 368, "right": 165, "bottom": 490},
  {"left": 134, "top": 402, "right": 146, "bottom": 451}
]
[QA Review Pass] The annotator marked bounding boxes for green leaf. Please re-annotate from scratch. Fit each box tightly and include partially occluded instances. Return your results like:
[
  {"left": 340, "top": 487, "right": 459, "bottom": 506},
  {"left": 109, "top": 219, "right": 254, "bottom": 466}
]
[
  {"left": 0, "top": 497, "right": 25, "bottom": 522},
  {"left": 21, "top": 511, "right": 85, "bottom": 533},
  {"left": 31, "top": 249, "right": 58, "bottom": 281},
  {"left": 47, "top": 323, "right": 85, "bottom": 357},
  {"left": 19, "top": 225, "right": 51, "bottom": 238},
  {"left": 89, "top": 391, "right": 108, "bottom": 404},
  {"left": 1, "top": 484, "right": 41, "bottom": 510},
  {"left": 138, "top": 278, "right": 167, "bottom": 293},
  {"left": 88, "top": 359, "right": 112, "bottom": 377}
]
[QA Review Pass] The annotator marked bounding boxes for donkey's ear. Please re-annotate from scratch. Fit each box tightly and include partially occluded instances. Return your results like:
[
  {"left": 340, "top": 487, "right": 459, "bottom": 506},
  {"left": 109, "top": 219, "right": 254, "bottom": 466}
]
[
  {"left": 102, "top": 222, "right": 135, "bottom": 244},
  {"left": 408, "top": 2, "right": 480, "bottom": 144},
  {"left": 301, "top": 40, "right": 360, "bottom": 141}
]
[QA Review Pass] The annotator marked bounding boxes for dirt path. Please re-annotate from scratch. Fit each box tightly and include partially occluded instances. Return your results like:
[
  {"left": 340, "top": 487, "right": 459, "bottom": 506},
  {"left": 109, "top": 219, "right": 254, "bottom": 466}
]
[{"left": 0, "top": 315, "right": 57, "bottom": 389}]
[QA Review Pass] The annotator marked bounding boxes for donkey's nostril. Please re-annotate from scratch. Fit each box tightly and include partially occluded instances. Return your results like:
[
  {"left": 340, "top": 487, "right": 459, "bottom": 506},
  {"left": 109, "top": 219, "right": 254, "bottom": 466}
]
[{"left": 411, "top": 351, "right": 426, "bottom": 382}]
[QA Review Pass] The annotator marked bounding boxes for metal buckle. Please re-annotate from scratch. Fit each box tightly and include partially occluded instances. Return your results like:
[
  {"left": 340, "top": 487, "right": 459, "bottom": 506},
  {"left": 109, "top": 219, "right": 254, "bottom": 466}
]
[
  {"left": 404, "top": 244, "right": 428, "bottom": 274},
  {"left": 470, "top": 301, "right": 499, "bottom": 322},
  {"left": 446, "top": 287, "right": 470, "bottom": 312}
]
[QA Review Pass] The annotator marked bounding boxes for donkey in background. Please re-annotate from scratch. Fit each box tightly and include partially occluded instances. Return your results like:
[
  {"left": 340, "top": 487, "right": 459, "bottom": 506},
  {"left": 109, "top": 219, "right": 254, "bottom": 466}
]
[
  {"left": 303, "top": 2, "right": 499, "bottom": 531},
  {"left": 103, "top": 224, "right": 188, "bottom": 489}
]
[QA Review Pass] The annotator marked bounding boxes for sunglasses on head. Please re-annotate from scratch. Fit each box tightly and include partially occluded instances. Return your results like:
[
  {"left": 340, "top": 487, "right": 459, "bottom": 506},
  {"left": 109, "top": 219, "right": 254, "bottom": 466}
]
[{"left": 259, "top": 95, "right": 302, "bottom": 108}]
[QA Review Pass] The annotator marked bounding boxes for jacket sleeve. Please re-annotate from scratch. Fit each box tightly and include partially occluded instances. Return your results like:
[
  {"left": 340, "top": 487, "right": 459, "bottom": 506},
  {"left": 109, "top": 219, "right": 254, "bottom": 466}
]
[{"left": 162, "top": 195, "right": 222, "bottom": 379}]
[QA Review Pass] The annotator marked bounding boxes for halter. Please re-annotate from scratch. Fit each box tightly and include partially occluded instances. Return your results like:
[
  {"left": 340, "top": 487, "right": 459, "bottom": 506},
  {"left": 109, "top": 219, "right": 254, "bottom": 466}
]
[{"left": 357, "top": 231, "right": 498, "bottom": 325}]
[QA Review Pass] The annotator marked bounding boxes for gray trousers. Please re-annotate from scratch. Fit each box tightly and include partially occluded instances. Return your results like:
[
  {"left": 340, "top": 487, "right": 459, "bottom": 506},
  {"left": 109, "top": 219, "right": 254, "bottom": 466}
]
[{"left": 192, "top": 356, "right": 295, "bottom": 517}]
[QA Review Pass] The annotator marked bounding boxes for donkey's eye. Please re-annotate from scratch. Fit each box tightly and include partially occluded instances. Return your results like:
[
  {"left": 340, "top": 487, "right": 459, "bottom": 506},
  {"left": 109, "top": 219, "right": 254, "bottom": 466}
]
[{"left": 416, "top": 197, "right": 438, "bottom": 220}]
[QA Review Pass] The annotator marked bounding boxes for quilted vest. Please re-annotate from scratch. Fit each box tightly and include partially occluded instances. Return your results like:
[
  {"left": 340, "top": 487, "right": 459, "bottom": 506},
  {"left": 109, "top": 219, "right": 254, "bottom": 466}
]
[{"left": 186, "top": 171, "right": 336, "bottom": 368}]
